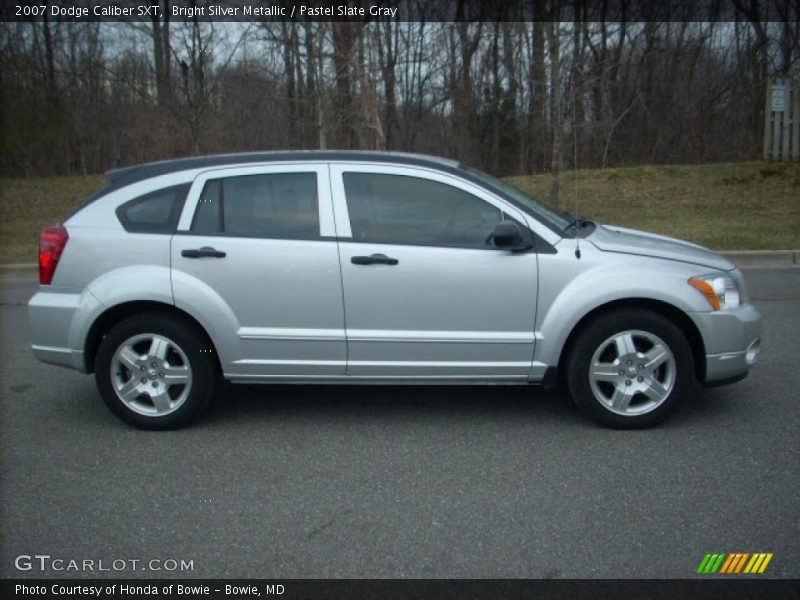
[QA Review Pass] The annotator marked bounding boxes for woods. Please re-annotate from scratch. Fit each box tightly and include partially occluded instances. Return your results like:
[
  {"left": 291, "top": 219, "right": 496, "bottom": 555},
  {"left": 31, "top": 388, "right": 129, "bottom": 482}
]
[{"left": 1, "top": 1, "right": 799, "bottom": 183}]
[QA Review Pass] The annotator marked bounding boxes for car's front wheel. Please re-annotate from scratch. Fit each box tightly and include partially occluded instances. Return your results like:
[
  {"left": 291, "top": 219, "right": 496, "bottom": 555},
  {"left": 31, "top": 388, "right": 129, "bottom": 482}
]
[
  {"left": 95, "top": 312, "right": 219, "bottom": 429},
  {"left": 566, "top": 308, "right": 694, "bottom": 428}
]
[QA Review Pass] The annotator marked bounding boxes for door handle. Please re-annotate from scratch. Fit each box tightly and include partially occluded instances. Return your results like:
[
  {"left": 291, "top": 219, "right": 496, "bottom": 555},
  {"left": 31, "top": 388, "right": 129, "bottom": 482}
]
[
  {"left": 181, "top": 246, "right": 226, "bottom": 258},
  {"left": 351, "top": 253, "right": 399, "bottom": 266}
]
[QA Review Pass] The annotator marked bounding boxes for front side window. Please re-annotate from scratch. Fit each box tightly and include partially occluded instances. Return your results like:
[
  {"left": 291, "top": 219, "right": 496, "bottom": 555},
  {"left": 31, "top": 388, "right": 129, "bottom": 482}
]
[
  {"left": 460, "top": 165, "right": 571, "bottom": 233},
  {"left": 342, "top": 173, "right": 506, "bottom": 248},
  {"left": 190, "top": 172, "right": 320, "bottom": 239},
  {"left": 117, "top": 184, "right": 190, "bottom": 233}
]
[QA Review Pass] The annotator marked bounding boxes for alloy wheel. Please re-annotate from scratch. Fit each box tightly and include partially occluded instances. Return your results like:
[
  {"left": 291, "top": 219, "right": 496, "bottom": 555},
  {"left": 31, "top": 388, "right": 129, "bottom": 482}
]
[
  {"left": 588, "top": 329, "right": 676, "bottom": 416},
  {"left": 110, "top": 333, "right": 193, "bottom": 417}
]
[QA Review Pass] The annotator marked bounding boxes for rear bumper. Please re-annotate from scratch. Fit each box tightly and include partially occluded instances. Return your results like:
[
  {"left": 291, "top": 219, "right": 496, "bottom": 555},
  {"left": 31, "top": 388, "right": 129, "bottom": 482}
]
[
  {"left": 28, "top": 286, "right": 103, "bottom": 373},
  {"left": 31, "top": 344, "right": 86, "bottom": 371},
  {"left": 689, "top": 303, "right": 762, "bottom": 385}
]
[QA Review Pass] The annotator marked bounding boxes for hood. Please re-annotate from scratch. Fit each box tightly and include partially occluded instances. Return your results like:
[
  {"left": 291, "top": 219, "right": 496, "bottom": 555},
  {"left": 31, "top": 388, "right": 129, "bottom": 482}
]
[{"left": 588, "top": 223, "right": 735, "bottom": 271}]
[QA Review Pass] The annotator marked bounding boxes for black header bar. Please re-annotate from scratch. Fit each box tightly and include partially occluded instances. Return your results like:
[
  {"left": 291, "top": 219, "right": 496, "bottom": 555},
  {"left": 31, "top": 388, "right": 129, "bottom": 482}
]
[
  {"left": 3, "top": 578, "right": 800, "bottom": 600},
  {"left": 0, "top": 0, "right": 788, "bottom": 23}
]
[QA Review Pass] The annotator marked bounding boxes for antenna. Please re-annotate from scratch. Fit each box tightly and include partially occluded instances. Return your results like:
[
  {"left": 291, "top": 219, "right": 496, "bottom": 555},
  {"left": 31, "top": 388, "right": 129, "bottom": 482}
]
[{"left": 572, "top": 71, "right": 581, "bottom": 260}]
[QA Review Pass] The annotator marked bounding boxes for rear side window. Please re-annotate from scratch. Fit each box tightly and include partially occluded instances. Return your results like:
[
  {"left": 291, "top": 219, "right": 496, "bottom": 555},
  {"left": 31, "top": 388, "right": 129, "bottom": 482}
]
[
  {"left": 191, "top": 173, "right": 320, "bottom": 239},
  {"left": 116, "top": 184, "right": 190, "bottom": 233},
  {"left": 343, "top": 172, "right": 504, "bottom": 248}
]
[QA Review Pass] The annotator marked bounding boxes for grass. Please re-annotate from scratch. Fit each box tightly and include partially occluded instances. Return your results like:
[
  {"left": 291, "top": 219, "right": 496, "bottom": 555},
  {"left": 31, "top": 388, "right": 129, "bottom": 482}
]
[
  {"left": 507, "top": 161, "right": 800, "bottom": 252},
  {"left": 0, "top": 175, "right": 104, "bottom": 264},
  {"left": 0, "top": 162, "right": 798, "bottom": 264}
]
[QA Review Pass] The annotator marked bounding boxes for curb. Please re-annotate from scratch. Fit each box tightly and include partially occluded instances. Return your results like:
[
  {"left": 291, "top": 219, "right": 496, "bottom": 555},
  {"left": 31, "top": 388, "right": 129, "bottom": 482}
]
[
  {"left": 1, "top": 251, "right": 798, "bottom": 274},
  {"left": 0, "top": 263, "right": 37, "bottom": 280},
  {"left": 718, "top": 250, "right": 798, "bottom": 267},
  {"left": 0, "top": 263, "right": 37, "bottom": 274}
]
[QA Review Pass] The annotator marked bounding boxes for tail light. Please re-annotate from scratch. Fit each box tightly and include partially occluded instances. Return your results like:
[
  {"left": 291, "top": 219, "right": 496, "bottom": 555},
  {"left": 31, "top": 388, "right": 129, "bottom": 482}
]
[{"left": 39, "top": 225, "right": 69, "bottom": 285}]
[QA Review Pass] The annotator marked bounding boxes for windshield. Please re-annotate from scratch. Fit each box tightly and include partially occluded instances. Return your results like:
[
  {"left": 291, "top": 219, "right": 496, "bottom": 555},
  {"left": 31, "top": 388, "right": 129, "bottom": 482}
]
[{"left": 461, "top": 165, "right": 572, "bottom": 233}]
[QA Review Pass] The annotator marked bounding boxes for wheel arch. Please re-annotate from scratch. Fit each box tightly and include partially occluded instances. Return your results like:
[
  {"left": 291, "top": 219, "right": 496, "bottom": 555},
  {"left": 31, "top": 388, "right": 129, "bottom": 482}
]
[
  {"left": 557, "top": 298, "right": 706, "bottom": 384},
  {"left": 84, "top": 301, "right": 220, "bottom": 374}
]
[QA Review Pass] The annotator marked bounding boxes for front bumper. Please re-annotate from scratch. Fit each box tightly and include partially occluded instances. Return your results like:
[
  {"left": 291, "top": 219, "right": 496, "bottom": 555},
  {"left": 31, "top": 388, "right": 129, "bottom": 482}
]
[{"left": 688, "top": 303, "right": 762, "bottom": 385}]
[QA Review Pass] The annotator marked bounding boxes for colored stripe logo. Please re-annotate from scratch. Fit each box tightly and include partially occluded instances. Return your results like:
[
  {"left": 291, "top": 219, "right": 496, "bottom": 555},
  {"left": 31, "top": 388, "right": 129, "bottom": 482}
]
[{"left": 697, "top": 552, "right": 773, "bottom": 574}]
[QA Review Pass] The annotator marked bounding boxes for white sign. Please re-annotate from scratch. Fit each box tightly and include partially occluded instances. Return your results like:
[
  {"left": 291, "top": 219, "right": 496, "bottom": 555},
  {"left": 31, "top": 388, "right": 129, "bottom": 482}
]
[{"left": 771, "top": 84, "right": 786, "bottom": 112}]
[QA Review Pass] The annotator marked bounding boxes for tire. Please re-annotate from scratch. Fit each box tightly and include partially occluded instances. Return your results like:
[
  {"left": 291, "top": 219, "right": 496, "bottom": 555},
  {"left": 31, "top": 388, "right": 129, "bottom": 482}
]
[
  {"left": 95, "top": 312, "right": 219, "bottom": 430},
  {"left": 566, "top": 308, "right": 694, "bottom": 429}
]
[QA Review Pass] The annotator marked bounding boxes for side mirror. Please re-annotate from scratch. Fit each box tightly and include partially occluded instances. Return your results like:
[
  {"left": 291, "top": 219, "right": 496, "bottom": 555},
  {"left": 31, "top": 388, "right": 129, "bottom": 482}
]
[{"left": 491, "top": 221, "right": 531, "bottom": 251}]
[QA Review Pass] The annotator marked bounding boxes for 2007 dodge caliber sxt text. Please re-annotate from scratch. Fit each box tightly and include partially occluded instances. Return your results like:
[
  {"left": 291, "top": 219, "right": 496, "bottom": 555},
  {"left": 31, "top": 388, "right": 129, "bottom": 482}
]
[{"left": 28, "top": 151, "right": 762, "bottom": 429}]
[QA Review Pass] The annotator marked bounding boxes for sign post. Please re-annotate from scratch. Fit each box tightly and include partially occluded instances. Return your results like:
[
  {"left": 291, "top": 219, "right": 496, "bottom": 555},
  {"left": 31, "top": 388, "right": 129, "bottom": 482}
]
[{"left": 764, "top": 78, "right": 799, "bottom": 161}]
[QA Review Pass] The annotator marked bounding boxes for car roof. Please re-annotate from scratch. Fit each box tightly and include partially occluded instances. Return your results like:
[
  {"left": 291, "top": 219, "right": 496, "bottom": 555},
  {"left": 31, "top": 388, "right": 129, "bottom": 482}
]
[{"left": 104, "top": 150, "right": 461, "bottom": 192}]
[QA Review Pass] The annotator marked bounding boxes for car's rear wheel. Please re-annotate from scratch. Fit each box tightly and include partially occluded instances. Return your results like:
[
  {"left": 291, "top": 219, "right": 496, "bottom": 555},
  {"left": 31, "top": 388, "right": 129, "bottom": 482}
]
[
  {"left": 95, "top": 312, "right": 219, "bottom": 429},
  {"left": 566, "top": 308, "right": 694, "bottom": 428}
]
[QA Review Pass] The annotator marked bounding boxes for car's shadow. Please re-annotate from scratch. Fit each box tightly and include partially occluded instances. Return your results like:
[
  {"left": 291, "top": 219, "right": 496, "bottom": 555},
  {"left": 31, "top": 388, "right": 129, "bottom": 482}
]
[
  {"left": 205, "top": 382, "right": 575, "bottom": 425},
  {"left": 58, "top": 375, "right": 740, "bottom": 431},
  {"left": 198, "top": 381, "right": 736, "bottom": 430}
]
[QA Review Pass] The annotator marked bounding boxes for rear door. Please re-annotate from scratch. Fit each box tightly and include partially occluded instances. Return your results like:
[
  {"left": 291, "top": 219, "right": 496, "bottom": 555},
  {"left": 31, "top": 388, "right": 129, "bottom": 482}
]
[
  {"left": 172, "top": 164, "right": 346, "bottom": 379},
  {"left": 331, "top": 163, "right": 539, "bottom": 380}
]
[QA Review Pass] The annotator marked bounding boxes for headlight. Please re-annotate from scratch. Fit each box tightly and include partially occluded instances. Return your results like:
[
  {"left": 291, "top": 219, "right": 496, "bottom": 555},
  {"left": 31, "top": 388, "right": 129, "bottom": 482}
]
[{"left": 688, "top": 274, "right": 741, "bottom": 311}]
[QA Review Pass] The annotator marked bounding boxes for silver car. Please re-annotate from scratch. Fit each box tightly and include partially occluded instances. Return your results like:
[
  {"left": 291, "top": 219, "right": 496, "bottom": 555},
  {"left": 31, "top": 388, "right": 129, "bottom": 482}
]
[{"left": 28, "top": 151, "right": 762, "bottom": 429}]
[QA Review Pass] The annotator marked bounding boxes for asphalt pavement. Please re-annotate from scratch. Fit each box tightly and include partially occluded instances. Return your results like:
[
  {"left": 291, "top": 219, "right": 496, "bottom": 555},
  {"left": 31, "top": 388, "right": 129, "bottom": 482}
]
[{"left": 1, "top": 268, "right": 798, "bottom": 579}]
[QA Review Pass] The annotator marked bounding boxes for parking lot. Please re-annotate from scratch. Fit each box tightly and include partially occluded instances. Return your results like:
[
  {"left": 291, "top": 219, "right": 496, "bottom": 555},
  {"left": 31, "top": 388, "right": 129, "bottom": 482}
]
[{"left": 1, "top": 267, "right": 798, "bottom": 579}]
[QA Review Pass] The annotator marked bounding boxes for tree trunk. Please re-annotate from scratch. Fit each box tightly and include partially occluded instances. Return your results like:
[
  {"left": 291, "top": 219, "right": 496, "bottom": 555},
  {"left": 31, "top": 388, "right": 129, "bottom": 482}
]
[
  {"left": 332, "top": 23, "right": 356, "bottom": 148},
  {"left": 351, "top": 56, "right": 385, "bottom": 150},
  {"left": 547, "top": 20, "right": 562, "bottom": 209},
  {"left": 151, "top": 16, "right": 164, "bottom": 101},
  {"left": 151, "top": 1, "right": 171, "bottom": 105},
  {"left": 501, "top": 21, "right": 519, "bottom": 174},
  {"left": 311, "top": 24, "right": 327, "bottom": 149},
  {"left": 378, "top": 21, "right": 398, "bottom": 149},
  {"left": 162, "top": 0, "right": 171, "bottom": 101},
  {"left": 42, "top": 14, "right": 57, "bottom": 101},
  {"left": 281, "top": 21, "right": 298, "bottom": 141},
  {"left": 490, "top": 23, "right": 501, "bottom": 173},
  {"left": 572, "top": 4, "right": 585, "bottom": 166},
  {"left": 531, "top": 10, "right": 546, "bottom": 172}
]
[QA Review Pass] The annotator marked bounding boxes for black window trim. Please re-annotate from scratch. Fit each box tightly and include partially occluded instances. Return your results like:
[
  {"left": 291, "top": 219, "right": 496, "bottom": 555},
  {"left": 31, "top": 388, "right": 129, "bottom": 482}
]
[
  {"left": 190, "top": 179, "right": 224, "bottom": 234},
  {"left": 334, "top": 224, "right": 556, "bottom": 254},
  {"left": 218, "top": 177, "right": 225, "bottom": 233}
]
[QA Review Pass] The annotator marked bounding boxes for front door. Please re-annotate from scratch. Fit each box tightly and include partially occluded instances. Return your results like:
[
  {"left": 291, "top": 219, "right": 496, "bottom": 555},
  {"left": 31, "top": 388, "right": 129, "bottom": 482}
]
[{"left": 331, "top": 164, "right": 539, "bottom": 380}]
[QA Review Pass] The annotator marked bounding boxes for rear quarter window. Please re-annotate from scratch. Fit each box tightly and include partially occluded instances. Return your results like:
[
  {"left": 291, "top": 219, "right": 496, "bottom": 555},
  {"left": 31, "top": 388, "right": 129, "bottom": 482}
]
[{"left": 116, "top": 184, "right": 190, "bottom": 233}]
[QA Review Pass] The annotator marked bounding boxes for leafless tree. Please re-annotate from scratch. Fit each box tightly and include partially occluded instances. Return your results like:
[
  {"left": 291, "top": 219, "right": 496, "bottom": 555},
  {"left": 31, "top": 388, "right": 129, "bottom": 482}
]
[{"left": 3, "top": 4, "right": 799, "bottom": 178}]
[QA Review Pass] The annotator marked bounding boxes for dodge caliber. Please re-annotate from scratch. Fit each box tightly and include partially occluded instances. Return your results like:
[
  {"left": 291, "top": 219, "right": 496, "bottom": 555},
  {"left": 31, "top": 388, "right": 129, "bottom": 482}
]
[{"left": 28, "top": 151, "right": 762, "bottom": 429}]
